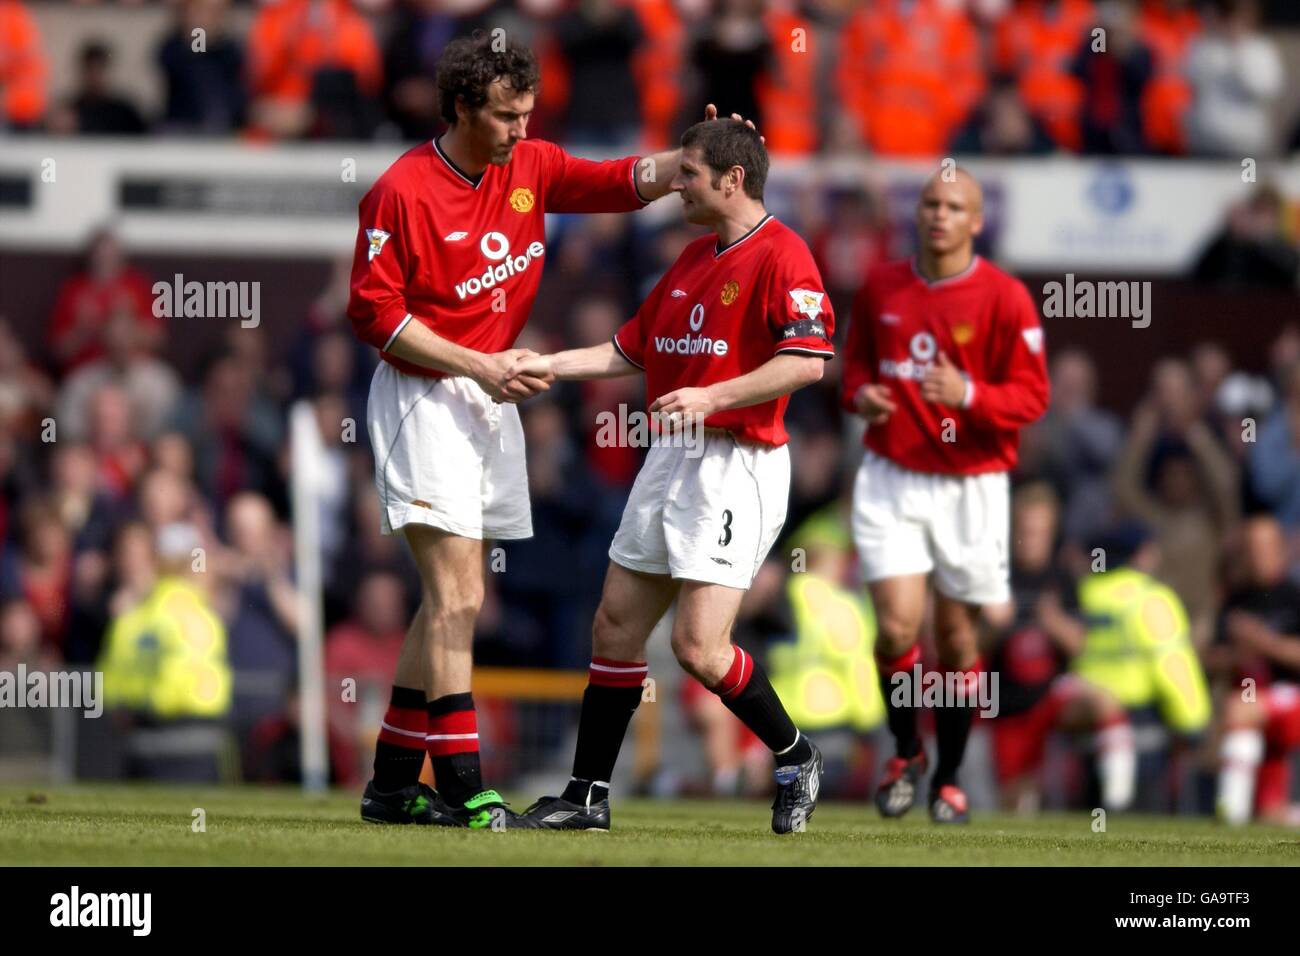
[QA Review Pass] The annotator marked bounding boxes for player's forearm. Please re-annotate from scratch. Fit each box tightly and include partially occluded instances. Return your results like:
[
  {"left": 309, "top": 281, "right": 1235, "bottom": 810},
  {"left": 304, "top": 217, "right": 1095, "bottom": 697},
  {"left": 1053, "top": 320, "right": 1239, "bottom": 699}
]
[
  {"left": 385, "top": 317, "right": 488, "bottom": 379},
  {"left": 707, "top": 354, "right": 824, "bottom": 413},
  {"left": 552, "top": 342, "right": 640, "bottom": 380},
  {"left": 634, "top": 149, "right": 681, "bottom": 202}
]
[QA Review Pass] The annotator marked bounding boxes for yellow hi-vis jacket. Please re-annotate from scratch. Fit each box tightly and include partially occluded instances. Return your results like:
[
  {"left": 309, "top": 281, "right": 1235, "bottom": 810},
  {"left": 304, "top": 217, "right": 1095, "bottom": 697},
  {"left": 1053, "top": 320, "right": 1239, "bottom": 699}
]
[
  {"left": 97, "top": 576, "right": 232, "bottom": 719},
  {"left": 1072, "top": 567, "right": 1210, "bottom": 734},
  {"left": 769, "top": 573, "right": 885, "bottom": 732}
]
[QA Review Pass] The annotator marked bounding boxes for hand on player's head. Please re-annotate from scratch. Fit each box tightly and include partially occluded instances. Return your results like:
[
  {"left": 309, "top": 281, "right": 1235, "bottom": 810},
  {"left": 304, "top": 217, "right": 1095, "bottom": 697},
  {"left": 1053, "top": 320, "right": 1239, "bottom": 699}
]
[{"left": 703, "top": 103, "right": 765, "bottom": 145}]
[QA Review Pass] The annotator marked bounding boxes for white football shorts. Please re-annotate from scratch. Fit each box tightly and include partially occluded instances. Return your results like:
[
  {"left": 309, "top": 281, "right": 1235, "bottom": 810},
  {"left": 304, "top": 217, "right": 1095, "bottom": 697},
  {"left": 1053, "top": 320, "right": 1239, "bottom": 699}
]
[
  {"left": 609, "top": 430, "right": 789, "bottom": 590},
  {"left": 851, "top": 449, "right": 1010, "bottom": 605},
  {"left": 367, "top": 361, "right": 532, "bottom": 540}
]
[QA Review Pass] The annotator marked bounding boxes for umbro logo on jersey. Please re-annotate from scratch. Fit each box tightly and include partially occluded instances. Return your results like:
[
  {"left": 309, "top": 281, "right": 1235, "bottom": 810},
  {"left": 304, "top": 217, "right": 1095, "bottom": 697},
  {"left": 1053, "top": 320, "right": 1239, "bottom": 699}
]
[
  {"left": 881, "top": 312, "right": 901, "bottom": 325},
  {"left": 444, "top": 231, "right": 469, "bottom": 241},
  {"left": 670, "top": 289, "right": 687, "bottom": 298},
  {"left": 366, "top": 228, "right": 391, "bottom": 262}
]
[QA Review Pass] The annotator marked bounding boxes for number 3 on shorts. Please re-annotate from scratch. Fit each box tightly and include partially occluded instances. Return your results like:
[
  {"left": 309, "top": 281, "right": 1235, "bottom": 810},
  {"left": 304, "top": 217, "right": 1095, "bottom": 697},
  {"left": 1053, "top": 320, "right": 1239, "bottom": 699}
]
[{"left": 718, "top": 509, "right": 733, "bottom": 547}]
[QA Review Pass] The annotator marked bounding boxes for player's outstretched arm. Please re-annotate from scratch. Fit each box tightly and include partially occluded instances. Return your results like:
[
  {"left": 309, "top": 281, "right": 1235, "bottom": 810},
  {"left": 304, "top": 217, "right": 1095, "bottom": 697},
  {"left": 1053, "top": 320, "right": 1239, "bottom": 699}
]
[
  {"left": 634, "top": 104, "right": 763, "bottom": 203},
  {"left": 506, "top": 342, "right": 640, "bottom": 384},
  {"left": 652, "top": 353, "right": 824, "bottom": 419},
  {"left": 386, "top": 318, "right": 548, "bottom": 403}
]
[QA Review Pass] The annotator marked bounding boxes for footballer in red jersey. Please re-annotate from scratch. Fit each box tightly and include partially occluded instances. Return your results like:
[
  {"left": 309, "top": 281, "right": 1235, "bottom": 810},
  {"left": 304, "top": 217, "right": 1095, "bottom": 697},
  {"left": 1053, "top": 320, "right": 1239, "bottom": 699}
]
[
  {"left": 841, "top": 167, "right": 1050, "bottom": 824},
  {"left": 347, "top": 32, "right": 734, "bottom": 828},
  {"left": 507, "top": 119, "right": 832, "bottom": 833}
]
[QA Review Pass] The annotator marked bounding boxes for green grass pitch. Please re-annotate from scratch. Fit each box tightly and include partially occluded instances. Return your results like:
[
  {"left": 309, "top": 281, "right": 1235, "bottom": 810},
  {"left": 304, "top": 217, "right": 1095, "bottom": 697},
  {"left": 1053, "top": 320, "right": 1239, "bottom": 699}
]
[{"left": 2, "top": 784, "right": 1298, "bottom": 866}]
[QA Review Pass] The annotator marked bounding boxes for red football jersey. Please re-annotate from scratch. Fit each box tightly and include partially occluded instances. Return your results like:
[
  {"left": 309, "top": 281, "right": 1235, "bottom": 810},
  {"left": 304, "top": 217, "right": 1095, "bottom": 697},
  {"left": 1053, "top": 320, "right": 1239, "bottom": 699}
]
[
  {"left": 348, "top": 137, "right": 647, "bottom": 377},
  {"left": 840, "top": 256, "right": 1049, "bottom": 475},
  {"left": 614, "top": 215, "right": 834, "bottom": 447}
]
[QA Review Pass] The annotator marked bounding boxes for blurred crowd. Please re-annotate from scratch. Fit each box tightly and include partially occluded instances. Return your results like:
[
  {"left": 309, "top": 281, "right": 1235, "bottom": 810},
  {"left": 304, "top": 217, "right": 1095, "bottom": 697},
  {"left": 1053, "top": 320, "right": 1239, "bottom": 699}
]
[
  {"left": 1, "top": 192, "right": 1299, "bottom": 815},
  {"left": 2, "top": 0, "right": 1300, "bottom": 156},
  {"left": 2, "top": 0, "right": 1300, "bottom": 815}
]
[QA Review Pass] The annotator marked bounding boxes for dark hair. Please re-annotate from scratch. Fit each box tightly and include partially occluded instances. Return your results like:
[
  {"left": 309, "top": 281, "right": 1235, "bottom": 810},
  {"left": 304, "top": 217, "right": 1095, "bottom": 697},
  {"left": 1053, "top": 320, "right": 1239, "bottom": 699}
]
[
  {"left": 680, "top": 119, "right": 768, "bottom": 200},
  {"left": 436, "top": 31, "right": 541, "bottom": 126}
]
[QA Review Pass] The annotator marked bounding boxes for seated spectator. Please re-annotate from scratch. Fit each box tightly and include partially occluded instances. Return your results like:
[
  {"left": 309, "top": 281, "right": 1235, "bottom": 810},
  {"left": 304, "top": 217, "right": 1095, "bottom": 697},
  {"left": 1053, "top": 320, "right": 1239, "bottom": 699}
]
[
  {"left": 1071, "top": 0, "right": 1156, "bottom": 154},
  {"left": 84, "top": 384, "right": 149, "bottom": 502},
  {"left": 48, "top": 229, "right": 160, "bottom": 374},
  {"left": 1247, "top": 360, "right": 1300, "bottom": 529},
  {"left": 1185, "top": 0, "right": 1283, "bottom": 157},
  {"left": 246, "top": 0, "right": 383, "bottom": 139},
  {"left": 1213, "top": 515, "right": 1300, "bottom": 825},
  {"left": 0, "top": 497, "right": 73, "bottom": 660},
  {"left": 1019, "top": 349, "right": 1124, "bottom": 546},
  {"left": 0, "top": 0, "right": 46, "bottom": 130},
  {"left": 156, "top": 0, "right": 247, "bottom": 134},
  {"left": 325, "top": 569, "right": 408, "bottom": 689},
  {"left": 1192, "top": 185, "right": 1299, "bottom": 290},
  {"left": 948, "top": 77, "right": 1058, "bottom": 156},
  {"left": 54, "top": 312, "right": 182, "bottom": 445},
  {"left": 1113, "top": 360, "right": 1239, "bottom": 646},
  {"left": 0, "top": 317, "right": 53, "bottom": 437},
  {"left": 47, "top": 40, "right": 146, "bottom": 136},
  {"left": 214, "top": 492, "right": 298, "bottom": 773},
  {"left": 170, "top": 352, "right": 284, "bottom": 509},
  {"left": 0, "top": 598, "right": 57, "bottom": 673}
]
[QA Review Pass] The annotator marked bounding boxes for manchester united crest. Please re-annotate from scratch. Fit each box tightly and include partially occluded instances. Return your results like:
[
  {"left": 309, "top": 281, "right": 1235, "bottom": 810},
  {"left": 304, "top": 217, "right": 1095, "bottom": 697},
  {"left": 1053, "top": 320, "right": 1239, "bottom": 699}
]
[
  {"left": 721, "top": 280, "right": 739, "bottom": 305},
  {"left": 953, "top": 322, "right": 975, "bottom": 345},
  {"left": 509, "top": 187, "right": 535, "bottom": 213}
]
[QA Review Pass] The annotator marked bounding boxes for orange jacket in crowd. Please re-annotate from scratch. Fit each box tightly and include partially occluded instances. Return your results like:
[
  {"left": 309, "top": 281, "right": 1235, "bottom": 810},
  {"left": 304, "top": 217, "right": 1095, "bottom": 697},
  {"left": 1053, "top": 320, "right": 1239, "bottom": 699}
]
[
  {"left": 836, "top": 0, "right": 984, "bottom": 157},
  {"left": 631, "top": 0, "right": 684, "bottom": 151},
  {"left": 758, "top": 3, "right": 818, "bottom": 156},
  {"left": 994, "top": 0, "right": 1094, "bottom": 151},
  {"left": 247, "top": 0, "right": 382, "bottom": 105},
  {"left": 0, "top": 0, "right": 45, "bottom": 127},
  {"left": 1140, "top": 0, "right": 1201, "bottom": 154}
]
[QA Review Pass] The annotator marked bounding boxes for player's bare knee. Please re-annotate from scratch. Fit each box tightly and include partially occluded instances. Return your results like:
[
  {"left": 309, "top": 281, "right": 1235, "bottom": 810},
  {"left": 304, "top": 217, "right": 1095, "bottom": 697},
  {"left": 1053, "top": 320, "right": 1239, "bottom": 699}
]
[{"left": 591, "top": 602, "right": 643, "bottom": 659}]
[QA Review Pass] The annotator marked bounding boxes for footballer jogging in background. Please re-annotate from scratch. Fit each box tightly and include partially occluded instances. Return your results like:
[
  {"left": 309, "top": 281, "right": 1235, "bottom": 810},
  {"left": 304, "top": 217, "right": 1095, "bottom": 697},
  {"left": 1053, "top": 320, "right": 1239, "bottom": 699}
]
[
  {"left": 504, "top": 118, "right": 834, "bottom": 834},
  {"left": 346, "top": 31, "right": 722, "bottom": 828},
  {"left": 841, "top": 166, "right": 1050, "bottom": 824}
]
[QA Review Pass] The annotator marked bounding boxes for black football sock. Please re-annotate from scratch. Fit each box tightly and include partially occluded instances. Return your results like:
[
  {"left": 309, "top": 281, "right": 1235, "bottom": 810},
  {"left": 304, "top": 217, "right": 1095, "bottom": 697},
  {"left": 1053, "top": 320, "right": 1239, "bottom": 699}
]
[
  {"left": 933, "top": 661, "right": 982, "bottom": 789},
  {"left": 373, "top": 685, "right": 427, "bottom": 792},
  {"left": 562, "top": 658, "right": 648, "bottom": 803},
  {"left": 712, "top": 646, "right": 811, "bottom": 763},
  {"left": 877, "top": 645, "right": 923, "bottom": 759}
]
